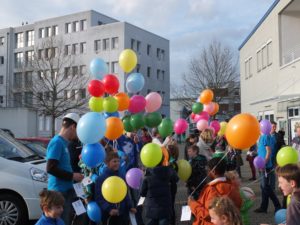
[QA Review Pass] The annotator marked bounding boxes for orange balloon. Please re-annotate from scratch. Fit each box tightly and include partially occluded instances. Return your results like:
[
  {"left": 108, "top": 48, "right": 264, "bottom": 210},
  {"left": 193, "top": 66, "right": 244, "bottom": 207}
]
[
  {"left": 225, "top": 113, "right": 260, "bottom": 149},
  {"left": 161, "top": 147, "right": 169, "bottom": 166},
  {"left": 210, "top": 102, "right": 219, "bottom": 116},
  {"left": 105, "top": 117, "right": 124, "bottom": 140},
  {"left": 114, "top": 92, "right": 130, "bottom": 111},
  {"left": 200, "top": 89, "right": 214, "bottom": 104}
]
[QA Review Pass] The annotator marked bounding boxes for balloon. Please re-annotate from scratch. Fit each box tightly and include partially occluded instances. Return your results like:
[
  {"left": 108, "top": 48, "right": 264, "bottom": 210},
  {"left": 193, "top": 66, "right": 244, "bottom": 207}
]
[
  {"left": 81, "top": 143, "right": 106, "bottom": 168},
  {"left": 190, "top": 113, "right": 196, "bottom": 120},
  {"left": 103, "top": 96, "right": 118, "bottom": 113},
  {"left": 87, "top": 201, "right": 101, "bottom": 223},
  {"left": 89, "top": 58, "right": 108, "bottom": 79},
  {"left": 260, "top": 119, "right": 272, "bottom": 135},
  {"left": 211, "top": 102, "right": 219, "bottom": 115},
  {"left": 105, "top": 117, "right": 124, "bottom": 140},
  {"left": 276, "top": 146, "right": 299, "bottom": 167},
  {"left": 89, "top": 97, "right": 104, "bottom": 112},
  {"left": 192, "top": 102, "right": 203, "bottom": 114},
  {"left": 114, "top": 92, "right": 130, "bottom": 111},
  {"left": 122, "top": 115, "right": 134, "bottom": 132},
  {"left": 126, "top": 168, "right": 143, "bottom": 189},
  {"left": 130, "top": 113, "right": 145, "bottom": 130},
  {"left": 225, "top": 113, "right": 260, "bottom": 149},
  {"left": 177, "top": 159, "right": 192, "bottom": 181},
  {"left": 158, "top": 118, "right": 173, "bottom": 138},
  {"left": 240, "top": 187, "right": 255, "bottom": 199},
  {"left": 210, "top": 120, "right": 220, "bottom": 134},
  {"left": 140, "top": 143, "right": 163, "bottom": 168},
  {"left": 274, "top": 209, "right": 286, "bottom": 224},
  {"left": 104, "top": 111, "right": 119, "bottom": 119},
  {"left": 203, "top": 102, "right": 214, "bottom": 115},
  {"left": 101, "top": 176, "right": 127, "bottom": 203},
  {"left": 218, "top": 122, "right": 227, "bottom": 136},
  {"left": 126, "top": 73, "right": 145, "bottom": 93},
  {"left": 102, "top": 74, "right": 119, "bottom": 95},
  {"left": 144, "top": 112, "right": 162, "bottom": 128},
  {"left": 161, "top": 147, "right": 169, "bottom": 166},
  {"left": 128, "top": 95, "right": 146, "bottom": 113},
  {"left": 88, "top": 80, "right": 105, "bottom": 97},
  {"left": 174, "top": 118, "right": 188, "bottom": 134},
  {"left": 194, "top": 111, "right": 210, "bottom": 122},
  {"left": 200, "top": 89, "right": 214, "bottom": 104},
  {"left": 119, "top": 49, "right": 137, "bottom": 73},
  {"left": 253, "top": 156, "right": 265, "bottom": 169},
  {"left": 145, "top": 92, "right": 162, "bottom": 113},
  {"left": 197, "top": 119, "right": 208, "bottom": 131},
  {"left": 77, "top": 112, "right": 106, "bottom": 144}
]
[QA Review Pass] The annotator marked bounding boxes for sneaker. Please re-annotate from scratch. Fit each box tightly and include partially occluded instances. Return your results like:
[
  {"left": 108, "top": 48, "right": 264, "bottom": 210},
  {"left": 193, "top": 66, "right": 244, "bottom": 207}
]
[{"left": 254, "top": 208, "right": 267, "bottom": 213}]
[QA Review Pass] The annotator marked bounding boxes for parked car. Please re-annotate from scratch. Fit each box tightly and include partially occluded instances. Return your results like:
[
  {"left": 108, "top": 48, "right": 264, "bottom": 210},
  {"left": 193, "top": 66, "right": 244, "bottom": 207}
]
[
  {"left": 17, "top": 140, "right": 47, "bottom": 158},
  {"left": 0, "top": 129, "right": 47, "bottom": 225},
  {"left": 16, "top": 137, "right": 50, "bottom": 148},
  {"left": 0, "top": 128, "right": 15, "bottom": 138}
]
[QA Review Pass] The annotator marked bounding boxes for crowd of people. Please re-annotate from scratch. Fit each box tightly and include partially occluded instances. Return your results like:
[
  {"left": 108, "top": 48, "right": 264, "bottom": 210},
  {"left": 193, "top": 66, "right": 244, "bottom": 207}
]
[{"left": 35, "top": 113, "right": 300, "bottom": 225}]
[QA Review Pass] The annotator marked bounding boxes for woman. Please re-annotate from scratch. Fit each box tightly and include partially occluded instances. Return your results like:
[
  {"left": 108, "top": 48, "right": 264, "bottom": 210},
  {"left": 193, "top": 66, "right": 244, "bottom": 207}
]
[{"left": 197, "top": 128, "right": 214, "bottom": 161}]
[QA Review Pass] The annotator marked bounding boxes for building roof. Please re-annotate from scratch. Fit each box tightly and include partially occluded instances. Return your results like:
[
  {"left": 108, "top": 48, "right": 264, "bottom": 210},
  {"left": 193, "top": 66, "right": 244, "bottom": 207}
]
[{"left": 238, "top": 0, "right": 280, "bottom": 51}]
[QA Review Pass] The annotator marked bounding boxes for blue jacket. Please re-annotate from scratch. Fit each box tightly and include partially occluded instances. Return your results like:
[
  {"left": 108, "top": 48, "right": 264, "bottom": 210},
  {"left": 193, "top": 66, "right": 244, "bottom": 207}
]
[
  {"left": 35, "top": 214, "right": 65, "bottom": 225},
  {"left": 97, "top": 150, "right": 127, "bottom": 177}
]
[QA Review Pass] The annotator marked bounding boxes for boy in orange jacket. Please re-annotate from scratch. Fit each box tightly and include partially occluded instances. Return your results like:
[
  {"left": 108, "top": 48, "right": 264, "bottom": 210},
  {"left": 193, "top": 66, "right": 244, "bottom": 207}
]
[{"left": 188, "top": 157, "right": 242, "bottom": 225}]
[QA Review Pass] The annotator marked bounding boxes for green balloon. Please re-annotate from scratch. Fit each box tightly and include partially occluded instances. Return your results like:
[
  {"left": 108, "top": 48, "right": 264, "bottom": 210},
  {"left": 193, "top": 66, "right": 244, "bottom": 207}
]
[
  {"left": 89, "top": 97, "right": 104, "bottom": 112},
  {"left": 192, "top": 102, "right": 203, "bottom": 114},
  {"left": 130, "top": 114, "right": 145, "bottom": 130},
  {"left": 140, "top": 143, "right": 163, "bottom": 168},
  {"left": 158, "top": 118, "right": 173, "bottom": 138},
  {"left": 122, "top": 116, "right": 134, "bottom": 132},
  {"left": 177, "top": 159, "right": 192, "bottom": 181},
  {"left": 103, "top": 96, "right": 118, "bottom": 113},
  {"left": 276, "top": 146, "right": 299, "bottom": 167},
  {"left": 144, "top": 112, "right": 162, "bottom": 128}
]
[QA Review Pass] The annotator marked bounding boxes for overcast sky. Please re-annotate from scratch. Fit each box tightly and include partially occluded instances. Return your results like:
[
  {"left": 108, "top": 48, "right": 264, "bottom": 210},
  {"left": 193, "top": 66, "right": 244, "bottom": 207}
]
[{"left": 0, "top": 0, "right": 274, "bottom": 85}]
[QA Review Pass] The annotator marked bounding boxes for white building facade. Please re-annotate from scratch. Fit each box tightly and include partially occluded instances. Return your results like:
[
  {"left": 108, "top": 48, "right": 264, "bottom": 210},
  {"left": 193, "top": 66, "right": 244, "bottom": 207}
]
[{"left": 239, "top": 0, "right": 300, "bottom": 142}]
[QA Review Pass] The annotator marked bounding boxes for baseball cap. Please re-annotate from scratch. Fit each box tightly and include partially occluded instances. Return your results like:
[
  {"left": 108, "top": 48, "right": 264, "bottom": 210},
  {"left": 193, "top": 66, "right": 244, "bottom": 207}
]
[{"left": 63, "top": 113, "right": 80, "bottom": 124}]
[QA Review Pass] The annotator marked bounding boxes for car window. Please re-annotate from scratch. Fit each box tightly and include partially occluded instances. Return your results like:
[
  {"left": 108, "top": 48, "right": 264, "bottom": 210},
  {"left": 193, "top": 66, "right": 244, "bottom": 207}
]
[{"left": 22, "top": 142, "right": 46, "bottom": 157}]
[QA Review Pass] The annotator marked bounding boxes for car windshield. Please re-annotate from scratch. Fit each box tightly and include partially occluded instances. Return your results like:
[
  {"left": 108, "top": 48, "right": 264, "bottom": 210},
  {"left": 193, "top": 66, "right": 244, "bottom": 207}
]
[
  {"left": 0, "top": 130, "right": 40, "bottom": 162},
  {"left": 20, "top": 141, "right": 47, "bottom": 158}
]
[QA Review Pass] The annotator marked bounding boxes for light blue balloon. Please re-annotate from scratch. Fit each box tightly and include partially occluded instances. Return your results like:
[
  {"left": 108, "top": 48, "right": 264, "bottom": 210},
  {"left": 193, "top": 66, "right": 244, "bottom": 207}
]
[
  {"left": 81, "top": 143, "right": 106, "bottom": 168},
  {"left": 104, "top": 111, "right": 120, "bottom": 119},
  {"left": 87, "top": 201, "right": 101, "bottom": 222},
  {"left": 77, "top": 112, "right": 106, "bottom": 144},
  {"left": 89, "top": 58, "right": 108, "bottom": 79},
  {"left": 126, "top": 73, "right": 145, "bottom": 93}
]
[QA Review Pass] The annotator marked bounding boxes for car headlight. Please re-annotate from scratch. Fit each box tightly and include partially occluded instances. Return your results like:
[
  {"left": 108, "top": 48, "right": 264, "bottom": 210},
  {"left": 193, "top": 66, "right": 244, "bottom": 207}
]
[{"left": 30, "top": 167, "right": 48, "bottom": 183}]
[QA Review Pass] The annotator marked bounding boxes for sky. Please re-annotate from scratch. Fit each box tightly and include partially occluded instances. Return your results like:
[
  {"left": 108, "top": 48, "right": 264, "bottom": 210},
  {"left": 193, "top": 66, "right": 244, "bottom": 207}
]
[{"left": 0, "top": 0, "right": 274, "bottom": 86}]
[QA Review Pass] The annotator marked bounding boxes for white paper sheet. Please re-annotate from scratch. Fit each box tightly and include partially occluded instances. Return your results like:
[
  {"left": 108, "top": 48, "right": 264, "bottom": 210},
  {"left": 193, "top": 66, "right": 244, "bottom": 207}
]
[
  {"left": 73, "top": 183, "right": 85, "bottom": 198},
  {"left": 180, "top": 205, "right": 191, "bottom": 221},
  {"left": 72, "top": 200, "right": 86, "bottom": 216},
  {"left": 129, "top": 212, "right": 137, "bottom": 225},
  {"left": 137, "top": 197, "right": 145, "bottom": 206}
]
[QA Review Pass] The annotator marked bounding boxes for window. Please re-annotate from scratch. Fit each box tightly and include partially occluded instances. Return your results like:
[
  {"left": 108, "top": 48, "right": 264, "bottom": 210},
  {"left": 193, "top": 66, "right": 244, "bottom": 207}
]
[
  {"left": 53, "top": 26, "right": 58, "bottom": 36},
  {"left": 112, "top": 62, "right": 118, "bottom": 73},
  {"left": 262, "top": 45, "right": 267, "bottom": 69},
  {"left": 73, "top": 21, "right": 80, "bottom": 32},
  {"left": 161, "top": 50, "right": 165, "bottom": 60},
  {"left": 80, "top": 89, "right": 86, "bottom": 99},
  {"left": 38, "top": 71, "right": 45, "bottom": 80},
  {"left": 24, "top": 92, "right": 33, "bottom": 106},
  {"left": 37, "top": 92, "right": 43, "bottom": 101},
  {"left": 0, "top": 37, "right": 4, "bottom": 46},
  {"left": 38, "top": 116, "right": 44, "bottom": 131},
  {"left": 39, "top": 28, "right": 45, "bottom": 38},
  {"left": 234, "top": 89, "right": 239, "bottom": 96},
  {"left": 257, "top": 50, "right": 262, "bottom": 72},
  {"left": 14, "top": 93, "right": 22, "bottom": 107},
  {"left": 72, "top": 66, "right": 78, "bottom": 76},
  {"left": 65, "top": 23, "right": 72, "bottom": 33},
  {"left": 80, "top": 42, "right": 86, "bottom": 54},
  {"left": 161, "top": 70, "right": 165, "bottom": 80},
  {"left": 137, "top": 41, "right": 141, "bottom": 53},
  {"left": 248, "top": 57, "right": 252, "bottom": 77},
  {"left": 157, "top": 48, "right": 160, "bottom": 58},
  {"left": 131, "top": 39, "right": 135, "bottom": 50},
  {"left": 80, "top": 65, "right": 86, "bottom": 75},
  {"left": 15, "top": 52, "right": 23, "bottom": 68},
  {"left": 0, "top": 76, "right": 3, "bottom": 84},
  {"left": 45, "top": 116, "right": 51, "bottom": 131},
  {"left": 26, "top": 51, "right": 34, "bottom": 66},
  {"left": 147, "top": 67, "right": 151, "bottom": 77},
  {"left": 16, "top": 33, "right": 24, "bottom": 48},
  {"left": 94, "top": 40, "right": 101, "bottom": 51},
  {"left": 38, "top": 49, "right": 44, "bottom": 59},
  {"left": 45, "top": 27, "right": 51, "bottom": 37},
  {"left": 98, "top": 21, "right": 103, "bottom": 25},
  {"left": 0, "top": 96, "right": 3, "bottom": 104},
  {"left": 0, "top": 56, "right": 4, "bottom": 65},
  {"left": 64, "top": 90, "right": 68, "bottom": 100},
  {"left": 162, "top": 91, "right": 165, "bottom": 101},
  {"left": 26, "top": 30, "right": 34, "bottom": 46},
  {"left": 103, "top": 38, "right": 109, "bottom": 50},
  {"left": 14, "top": 73, "right": 22, "bottom": 88},
  {"left": 65, "top": 45, "right": 71, "bottom": 55},
  {"left": 80, "top": 20, "right": 87, "bottom": 30},
  {"left": 112, "top": 37, "right": 119, "bottom": 49},
  {"left": 25, "top": 72, "right": 32, "bottom": 87},
  {"left": 64, "top": 67, "right": 71, "bottom": 78},
  {"left": 71, "top": 90, "right": 75, "bottom": 100},
  {"left": 244, "top": 60, "right": 249, "bottom": 79},
  {"left": 44, "top": 92, "right": 50, "bottom": 101},
  {"left": 147, "top": 44, "right": 151, "bottom": 55},
  {"left": 157, "top": 69, "right": 160, "bottom": 80},
  {"left": 72, "top": 44, "right": 79, "bottom": 55},
  {"left": 267, "top": 41, "right": 272, "bottom": 66},
  {"left": 45, "top": 48, "right": 51, "bottom": 59},
  {"left": 51, "top": 70, "right": 58, "bottom": 80},
  {"left": 136, "top": 64, "right": 140, "bottom": 73}
]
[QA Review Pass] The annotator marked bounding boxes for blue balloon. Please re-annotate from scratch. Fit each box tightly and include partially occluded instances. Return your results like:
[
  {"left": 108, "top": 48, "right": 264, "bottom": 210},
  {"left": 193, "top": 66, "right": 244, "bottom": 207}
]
[
  {"left": 89, "top": 58, "right": 108, "bottom": 79},
  {"left": 81, "top": 143, "right": 106, "bottom": 168},
  {"left": 274, "top": 209, "right": 286, "bottom": 224},
  {"left": 77, "top": 112, "right": 106, "bottom": 144},
  {"left": 126, "top": 73, "right": 145, "bottom": 93},
  {"left": 104, "top": 111, "right": 120, "bottom": 119},
  {"left": 87, "top": 201, "right": 101, "bottom": 222}
]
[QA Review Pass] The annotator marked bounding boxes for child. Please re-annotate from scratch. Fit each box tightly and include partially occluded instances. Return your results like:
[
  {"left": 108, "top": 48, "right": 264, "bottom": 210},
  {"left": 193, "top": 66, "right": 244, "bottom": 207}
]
[
  {"left": 184, "top": 134, "right": 198, "bottom": 160},
  {"left": 186, "top": 145, "right": 208, "bottom": 199},
  {"left": 95, "top": 152, "right": 136, "bottom": 225},
  {"left": 276, "top": 164, "right": 300, "bottom": 225},
  {"left": 35, "top": 189, "right": 65, "bottom": 225},
  {"left": 225, "top": 171, "right": 254, "bottom": 225},
  {"left": 208, "top": 196, "right": 243, "bottom": 225},
  {"left": 188, "top": 157, "right": 242, "bottom": 225},
  {"left": 197, "top": 129, "right": 214, "bottom": 161}
]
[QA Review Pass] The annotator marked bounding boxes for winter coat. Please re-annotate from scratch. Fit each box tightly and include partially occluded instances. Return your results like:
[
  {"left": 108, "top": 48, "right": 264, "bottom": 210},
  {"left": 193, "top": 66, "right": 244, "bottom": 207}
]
[{"left": 197, "top": 138, "right": 213, "bottom": 161}]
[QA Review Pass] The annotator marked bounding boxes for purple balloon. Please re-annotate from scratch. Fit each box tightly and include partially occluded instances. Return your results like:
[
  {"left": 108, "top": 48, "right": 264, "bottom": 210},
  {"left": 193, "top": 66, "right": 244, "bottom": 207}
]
[
  {"left": 253, "top": 156, "right": 265, "bottom": 169},
  {"left": 126, "top": 168, "right": 143, "bottom": 189},
  {"left": 260, "top": 119, "right": 272, "bottom": 135},
  {"left": 128, "top": 95, "right": 146, "bottom": 113}
]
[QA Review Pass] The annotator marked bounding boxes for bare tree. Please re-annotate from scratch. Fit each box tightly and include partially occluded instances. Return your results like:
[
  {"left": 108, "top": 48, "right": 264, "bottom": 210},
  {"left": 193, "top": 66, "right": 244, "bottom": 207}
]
[
  {"left": 19, "top": 36, "right": 88, "bottom": 136},
  {"left": 173, "top": 40, "right": 239, "bottom": 112}
]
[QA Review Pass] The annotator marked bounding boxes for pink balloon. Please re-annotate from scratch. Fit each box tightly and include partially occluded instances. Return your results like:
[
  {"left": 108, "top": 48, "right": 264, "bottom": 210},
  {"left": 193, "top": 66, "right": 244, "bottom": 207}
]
[
  {"left": 197, "top": 119, "right": 208, "bottom": 131},
  {"left": 128, "top": 95, "right": 146, "bottom": 113},
  {"left": 145, "top": 92, "right": 162, "bottom": 113},
  {"left": 198, "top": 111, "right": 210, "bottom": 121},
  {"left": 190, "top": 113, "right": 196, "bottom": 120},
  {"left": 194, "top": 114, "right": 202, "bottom": 123},
  {"left": 210, "top": 120, "right": 221, "bottom": 133},
  {"left": 174, "top": 118, "right": 188, "bottom": 134},
  {"left": 203, "top": 102, "right": 214, "bottom": 114}
]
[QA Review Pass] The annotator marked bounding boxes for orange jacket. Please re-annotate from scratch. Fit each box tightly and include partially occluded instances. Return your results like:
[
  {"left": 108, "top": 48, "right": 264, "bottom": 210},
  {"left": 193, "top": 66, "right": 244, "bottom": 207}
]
[{"left": 188, "top": 177, "right": 242, "bottom": 225}]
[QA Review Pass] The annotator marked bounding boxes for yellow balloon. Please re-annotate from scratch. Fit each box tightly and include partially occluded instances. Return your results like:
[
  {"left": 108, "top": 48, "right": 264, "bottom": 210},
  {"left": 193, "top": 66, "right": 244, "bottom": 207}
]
[
  {"left": 101, "top": 176, "right": 127, "bottom": 203},
  {"left": 218, "top": 121, "right": 227, "bottom": 136},
  {"left": 177, "top": 159, "right": 192, "bottom": 181},
  {"left": 119, "top": 49, "right": 137, "bottom": 73},
  {"left": 89, "top": 97, "right": 104, "bottom": 112}
]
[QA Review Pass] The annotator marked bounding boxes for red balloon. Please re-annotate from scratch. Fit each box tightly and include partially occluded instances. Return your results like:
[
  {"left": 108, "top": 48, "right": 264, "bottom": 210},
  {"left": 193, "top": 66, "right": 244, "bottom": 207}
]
[
  {"left": 88, "top": 80, "right": 105, "bottom": 97},
  {"left": 102, "top": 74, "right": 119, "bottom": 95}
]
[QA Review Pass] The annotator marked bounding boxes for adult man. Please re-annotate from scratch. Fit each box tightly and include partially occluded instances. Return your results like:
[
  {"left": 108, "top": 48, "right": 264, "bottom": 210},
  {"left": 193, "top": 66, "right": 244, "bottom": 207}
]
[
  {"left": 46, "top": 113, "right": 84, "bottom": 225},
  {"left": 270, "top": 121, "right": 285, "bottom": 165}
]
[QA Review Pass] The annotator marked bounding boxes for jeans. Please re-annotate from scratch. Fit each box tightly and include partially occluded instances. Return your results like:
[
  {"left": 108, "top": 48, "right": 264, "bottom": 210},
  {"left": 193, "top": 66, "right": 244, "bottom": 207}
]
[
  {"left": 145, "top": 218, "right": 170, "bottom": 225},
  {"left": 259, "top": 169, "right": 281, "bottom": 211},
  {"left": 61, "top": 188, "right": 77, "bottom": 225}
]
